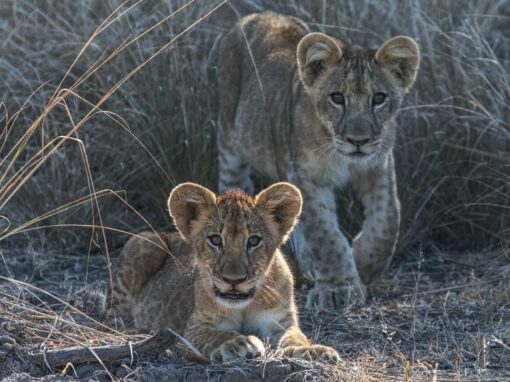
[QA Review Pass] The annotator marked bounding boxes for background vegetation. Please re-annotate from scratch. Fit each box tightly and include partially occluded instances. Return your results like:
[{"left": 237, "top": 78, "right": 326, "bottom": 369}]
[
  {"left": 0, "top": 1, "right": 509, "bottom": 380},
  {"left": 1, "top": 0, "right": 509, "bottom": 265}
]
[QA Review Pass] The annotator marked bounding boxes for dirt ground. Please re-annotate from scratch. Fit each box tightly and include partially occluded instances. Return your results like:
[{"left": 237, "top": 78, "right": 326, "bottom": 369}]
[{"left": 1, "top": 247, "right": 509, "bottom": 382}]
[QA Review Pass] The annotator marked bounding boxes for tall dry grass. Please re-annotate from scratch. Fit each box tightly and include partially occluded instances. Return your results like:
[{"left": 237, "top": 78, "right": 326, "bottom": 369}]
[{"left": 0, "top": 0, "right": 509, "bottom": 273}]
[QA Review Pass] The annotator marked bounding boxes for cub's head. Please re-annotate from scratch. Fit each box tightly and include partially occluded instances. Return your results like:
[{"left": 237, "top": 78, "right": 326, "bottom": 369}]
[
  {"left": 297, "top": 32, "right": 420, "bottom": 159},
  {"left": 168, "top": 182, "right": 302, "bottom": 308}
]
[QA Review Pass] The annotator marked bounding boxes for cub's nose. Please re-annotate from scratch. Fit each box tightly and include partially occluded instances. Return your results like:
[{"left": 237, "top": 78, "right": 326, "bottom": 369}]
[
  {"left": 345, "top": 135, "right": 371, "bottom": 147},
  {"left": 220, "top": 262, "right": 248, "bottom": 286},
  {"left": 221, "top": 274, "right": 248, "bottom": 286}
]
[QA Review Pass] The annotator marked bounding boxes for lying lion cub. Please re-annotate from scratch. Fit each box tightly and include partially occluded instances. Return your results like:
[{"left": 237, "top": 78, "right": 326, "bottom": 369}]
[{"left": 109, "top": 182, "right": 339, "bottom": 362}]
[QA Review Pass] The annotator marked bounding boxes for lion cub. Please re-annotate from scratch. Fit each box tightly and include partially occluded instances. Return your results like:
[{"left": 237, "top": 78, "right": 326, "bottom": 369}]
[
  {"left": 217, "top": 13, "right": 421, "bottom": 310},
  {"left": 109, "top": 182, "right": 339, "bottom": 362}
]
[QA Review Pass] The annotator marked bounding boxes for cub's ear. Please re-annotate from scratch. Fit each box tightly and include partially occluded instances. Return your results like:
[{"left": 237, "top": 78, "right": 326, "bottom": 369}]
[
  {"left": 255, "top": 182, "right": 303, "bottom": 242},
  {"left": 168, "top": 183, "right": 216, "bottom": 241},
  {"left": 375, "top": 36, "right": 420, "bottom": 91},
  {"left": 297, "top": 32, "right": 343, "bottom": 87}
]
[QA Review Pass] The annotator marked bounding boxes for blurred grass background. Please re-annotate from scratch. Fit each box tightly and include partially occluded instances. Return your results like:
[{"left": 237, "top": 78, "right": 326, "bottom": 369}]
[{"left": 0, "top": 0, "right": 509, "bottom": 271}]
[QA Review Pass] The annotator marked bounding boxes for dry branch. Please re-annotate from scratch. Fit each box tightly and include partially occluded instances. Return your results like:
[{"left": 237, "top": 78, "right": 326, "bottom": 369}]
[{"left": 31, "top": 329, "right": 176, "bottom": 368}]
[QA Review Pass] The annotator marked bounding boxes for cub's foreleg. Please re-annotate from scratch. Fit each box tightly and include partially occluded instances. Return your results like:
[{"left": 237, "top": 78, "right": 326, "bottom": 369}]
[
  {"left": 266, "top": 302, "right": 339, "bottom": 361},
  {"left": 288, "top": 170, "right": 366, "bottom": 310},
  {"left": 353, "top": 154, "right": 400, "bottom": 284},
  {"left": 184, "top": 313, "right": 265, "bottom": 362},
  {"left": 278, "top": 325, "right": 340, "bottom": 362}
]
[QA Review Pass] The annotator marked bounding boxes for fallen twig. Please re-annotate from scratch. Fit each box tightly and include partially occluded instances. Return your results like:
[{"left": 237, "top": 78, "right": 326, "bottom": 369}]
[{"left": 31, "top": 329, "right": 176, "bottom": 368}]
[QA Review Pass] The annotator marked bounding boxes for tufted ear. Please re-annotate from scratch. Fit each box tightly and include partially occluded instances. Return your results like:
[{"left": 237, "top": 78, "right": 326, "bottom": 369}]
[
  {"left": 375, "top": 36, "right": 420, "bottom": 91},
  {"left": 255, "top": 182, "right": 303, "bottom": 242},
  {"left": 168, "top": 183, "right": 216, "bottom": 241},
  {"left": 297, "top": 32, "right": 343, "bottom": 87}
]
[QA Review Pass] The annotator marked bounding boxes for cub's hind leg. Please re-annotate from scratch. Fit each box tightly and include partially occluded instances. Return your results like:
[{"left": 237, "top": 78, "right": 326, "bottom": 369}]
[
  {"left": 217, "top": 137, "right": 254, "bottom": 194},
  {"left": 216, "top": 25, "right": 254, "bottom": 194},
  {"left": 108, "top": 231, "right": 169, "bottom": 330}
]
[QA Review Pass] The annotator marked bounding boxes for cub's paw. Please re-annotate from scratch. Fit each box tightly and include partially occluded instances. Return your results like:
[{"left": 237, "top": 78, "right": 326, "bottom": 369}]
[
  {"left": 306, "top": 279, "right": 367, "bottom": 311},
  {"left": 210, "top": 335, "right": 265, "bottom": 362},
  {"left": 282, "top": 344, "right": 340, "bottom": 362}
]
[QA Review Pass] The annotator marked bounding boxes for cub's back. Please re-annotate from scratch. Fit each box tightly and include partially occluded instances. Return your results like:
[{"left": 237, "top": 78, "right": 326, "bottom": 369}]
[
  {"left": 217, "top": 12, "right": 309, "bottom": 97},
  {"left": 217, "top": 13, "right": 311, "bottom": 179},
  {"left": 235, "top": 12, "right": 308, "bottom": 60}
]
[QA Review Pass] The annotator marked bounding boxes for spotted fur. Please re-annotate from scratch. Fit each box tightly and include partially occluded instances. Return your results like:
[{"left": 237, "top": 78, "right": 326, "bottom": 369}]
[
  {"left": 108, "top": 182, "right": 339, "bottom": 362},
  {"left": 216, "top": 13, "right": 420, "bottom": 310}
]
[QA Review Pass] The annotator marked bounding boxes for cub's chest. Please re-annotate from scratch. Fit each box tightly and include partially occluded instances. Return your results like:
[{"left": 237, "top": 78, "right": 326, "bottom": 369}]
[
  {"left": 216, "top": 308, "right": 287, "bottom": 345},
  {"left": 293, "top": 150, "right": 352, "bottom": 187}
]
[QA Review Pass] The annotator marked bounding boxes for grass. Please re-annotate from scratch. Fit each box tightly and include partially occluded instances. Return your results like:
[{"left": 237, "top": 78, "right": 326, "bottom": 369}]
[
  {"left": 1, "top": 0, "right": 509, "bottom": 257},
  {"left": 0, "top": 0, "right": 509, "bottom": 381}
]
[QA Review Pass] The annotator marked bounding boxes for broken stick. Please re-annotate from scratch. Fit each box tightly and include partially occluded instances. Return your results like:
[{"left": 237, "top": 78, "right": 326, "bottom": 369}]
[{"left": 31, "top": 329, "right": 176, "bottom": 368}]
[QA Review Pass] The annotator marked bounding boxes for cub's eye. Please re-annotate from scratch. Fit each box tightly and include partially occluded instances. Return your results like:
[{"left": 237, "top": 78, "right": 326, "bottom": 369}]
[
  {"left": 208, "top": 234, "right": 223, "bottom": 248},
  {"left": 372, "top": 92, "right": 387, "bottom": 106},
  {"left": 329, "top": 92, "right": 345, "bottom": 105},
  {"left": 247, "top": 235, "right": 262, "bottom": 250}
]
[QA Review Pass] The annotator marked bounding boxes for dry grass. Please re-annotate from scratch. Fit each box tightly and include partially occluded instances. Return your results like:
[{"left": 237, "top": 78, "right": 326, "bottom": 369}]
[
  {"left": 0, "top": 0, "right": 509, "bottom": 381},
  {"left": 1, "top": 0, "right": 509, "bottom": 257}
]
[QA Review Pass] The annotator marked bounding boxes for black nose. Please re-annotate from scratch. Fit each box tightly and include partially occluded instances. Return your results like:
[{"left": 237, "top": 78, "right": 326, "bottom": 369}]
[
  {"left": 345, "top": 136, "right": 371, "bottom": 147},
  {"left": 220, "top": 261, "right": 248, "bottom": 286}
]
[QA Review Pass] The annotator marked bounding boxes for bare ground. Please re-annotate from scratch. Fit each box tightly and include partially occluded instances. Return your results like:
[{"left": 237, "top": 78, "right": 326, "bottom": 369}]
[{"left": 0, "top": 248, "right": 509, "bottom": 382}]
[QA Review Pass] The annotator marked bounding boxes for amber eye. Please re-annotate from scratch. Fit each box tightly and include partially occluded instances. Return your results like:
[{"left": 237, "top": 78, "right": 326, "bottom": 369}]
[
  {"left": 372, "top": 92, "right": 387, "bottom": 106},
  {"left": 247, "top": 235, "right": 262, "bottom": 250},
  {"left": 208, "top": 234, "right": 223, "bottom": 248},
  {"left": 330, "top": 92, "right": 345, "bottom": 105}
]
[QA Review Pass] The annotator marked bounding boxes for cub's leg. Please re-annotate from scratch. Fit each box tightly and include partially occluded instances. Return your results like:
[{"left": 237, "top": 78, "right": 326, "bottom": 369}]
[
  {"left": 184, "top": 313, "right": 265, "bottom": 362},
  {"left": 216, "top": 26, "right": 254, "bottom": 194},
  {"left": 217, "top": 137, "right": 254, "bottom": 194},
  {"left": 267, "top": 309, "right": 339, "bottom": 362},
  {"left": 352, "top": 154, "right": 400, "bottom": 284},
  {"left": 288, "top": 170, "right": 366, "bottom": 310},
  {"left": 278, "top": 326, "right": 339, "bottom": 362},
  {"left": 108, "top": 231, "right": 169, "bottom": 329},
  {"left": 184, "top": 308, "right": 339, "bottom": 363}
]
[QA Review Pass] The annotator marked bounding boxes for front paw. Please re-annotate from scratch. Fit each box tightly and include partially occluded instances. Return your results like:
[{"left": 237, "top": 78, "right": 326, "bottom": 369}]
[
  {"left": 306, "top": 279, "right": 366, "bottom": 311},
  {"left": 210, "top": 335, "right": 265, "bottom": 362},
  {"left": 282, "top": 344, "right": 340, "bottom": 362}
]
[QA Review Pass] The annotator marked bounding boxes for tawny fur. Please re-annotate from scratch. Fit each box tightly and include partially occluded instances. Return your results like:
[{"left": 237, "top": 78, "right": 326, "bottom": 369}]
[
  {"left": 216, "top": 12, "right": 420, "bottom": 310},
  {"left": 108, "top": 182, "right": 339, "bottom": 362}
]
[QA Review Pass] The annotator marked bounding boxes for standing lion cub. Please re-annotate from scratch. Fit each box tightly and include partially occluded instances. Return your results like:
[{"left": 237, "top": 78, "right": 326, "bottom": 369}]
[
  {"left": 109, "top": 182, "right": 339, "bottom": 362},
  {"left": 217, "top": 12, "right": 420, "bottom": 310}
]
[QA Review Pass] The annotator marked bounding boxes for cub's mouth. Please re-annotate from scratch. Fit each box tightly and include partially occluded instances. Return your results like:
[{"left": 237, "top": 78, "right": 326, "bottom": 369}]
[
  {"left": 214, "top": 286, "right": 256, "bottom": 301},
  {"left": 345, "top": 148, "right": 377, "bottom": 158}
]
